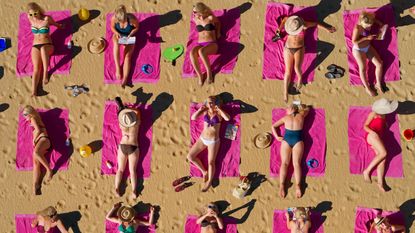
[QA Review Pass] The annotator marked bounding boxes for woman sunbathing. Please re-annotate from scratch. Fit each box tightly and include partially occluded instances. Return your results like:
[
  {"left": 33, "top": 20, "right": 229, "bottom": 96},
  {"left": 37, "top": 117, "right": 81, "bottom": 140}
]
[
  {"left": 196, "top": 203, "right": 224, "bottom": 233},
  {"left": 115, "top": 97, "right": 141, "bottom": 198},
  {"left": 23, "top": 105, "right": 53, "bottom": 195},
  {"left": 27, "top": 2, "right": 64, "bottom": 96},
  {"left": 106, "top": 202, "right": 155, "bottom": 232},
  {"left": 285, "top": 207, "right": 312, "bottom": 233},
  {"left": 368, "top": 210, "right": 405, "bottom": 233},
  {"left": 363, "top": 98, "right": 398, "bottom": 192},
  {"left": 31, "top": 206, "right": 68, "bottom": 233},
  {"left": 276, "top": 15, "right": 336, "bottom": 102},
  {"left": 352, "top": 11, "right": 385, "bottom": 96},
  {"left": 272, "top": 103, "right": 310, "bottom": 198},
  {"left": 187, "top": 96, "right": 230, "bottom": 192},
  {"left": 190, "top": 2, "right": 221, "bottom": 86},
  {"left": 110, "top": 5, "right": 139, "bottom": 88}
]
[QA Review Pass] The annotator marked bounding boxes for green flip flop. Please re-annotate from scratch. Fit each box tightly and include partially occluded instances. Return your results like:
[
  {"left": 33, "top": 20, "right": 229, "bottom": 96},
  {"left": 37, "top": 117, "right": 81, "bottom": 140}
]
[{"left": 162, "top": 44, "right": 184, "bottom": 63}]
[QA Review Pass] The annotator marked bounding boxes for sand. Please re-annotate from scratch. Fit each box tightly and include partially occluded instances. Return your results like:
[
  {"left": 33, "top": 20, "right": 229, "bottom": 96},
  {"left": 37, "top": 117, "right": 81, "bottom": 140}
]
[{"left": 0, "top": 0, "right": 414, "bottom": 232}]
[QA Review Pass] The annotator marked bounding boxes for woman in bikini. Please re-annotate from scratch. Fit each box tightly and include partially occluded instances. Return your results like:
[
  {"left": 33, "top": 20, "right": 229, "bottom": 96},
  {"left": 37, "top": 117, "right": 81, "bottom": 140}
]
[
  {"left": 363, "top": 98, "right": 398, "bottom": 192},
  {"left": 187, "top": 96, "right": 230, "bottom": 192},
  {"left": 27, "top": 2, "right": 64, "bottom": 96},
  {"left": 368, "top": 212, "right": 405, "bottom": 233},
  {"left": 106, "top": 202, "right": 155, "bottom": 233},
  {"left": 197, "top": 203, "right": 224, "bottom": 233},
  {"left": 115, "top": 97, "right": 141, "bottom": 198},
  {"left": 190, "top": 2, "right": 221, "bottom": 86},
  {"left": 31, "top": 206, "right": 68, "bottom": 233},
  {"left": 285, "top": 207, "right": 312, "bottom": 233},
  {"left": 276, "top": 16, "right": 336, "bottom": 102},
  {"left": 352, "top": 11, "right": 385, "bottom": 96},
  {"left": 272, "top": 104, "right": 310, "bottom": 198},
  {"left": 23, "top": 105, "right": 53, "bottom": 195},
  {"left": 110, "top": 5, "right": 139, "bottom": 88}
]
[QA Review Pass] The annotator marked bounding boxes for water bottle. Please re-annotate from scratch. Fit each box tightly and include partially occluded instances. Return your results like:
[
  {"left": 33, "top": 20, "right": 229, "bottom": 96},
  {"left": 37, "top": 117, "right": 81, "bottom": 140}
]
[{"left": 67, "top": 40, "right": 72, "bottom": 49}]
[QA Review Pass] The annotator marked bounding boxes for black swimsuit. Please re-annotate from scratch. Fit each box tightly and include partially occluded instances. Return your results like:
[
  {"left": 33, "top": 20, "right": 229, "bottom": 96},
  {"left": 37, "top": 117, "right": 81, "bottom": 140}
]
[
  {"left": 119, "top": 144, "right": 138, "bottom": 155},
  {"left": 196, "top": 23, "right": 215, "bottom": 32}
]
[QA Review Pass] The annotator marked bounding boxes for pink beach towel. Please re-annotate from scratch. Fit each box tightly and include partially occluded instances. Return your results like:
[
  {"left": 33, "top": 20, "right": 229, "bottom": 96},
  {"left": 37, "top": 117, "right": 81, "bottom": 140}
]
[
  {"left": 105, "top": 213, "right": 155, "bottom": 233},
  {"left": 15, "top": 214, "right": 60, "bottom": 233},
  {"left": 263, "top": 3, "right": 317, "bottom": 83},
  {"left": 101, "top": 101, "right": 153, "bottom": 178},
  {"left": 184, "top": 215, "right": 237, "bottom": 233},
  {"left": 348, "top": 106, "right": 403, "bottom": 177},
  {"left": 182, "top": 8, "right": 241, "bottom": 77},
  {"left": 273, "top": 210, "right": 324, "bottom": 233},
  {"left": 17, "top": 10, "right": 72, "bottom": 77},
  {"left": 104, "top": 13, "right": 161, "bottom": 84},
  {"left": 16, "top": 108, "right": 70, "bottom": 171},
  {"left": 189, "top": 103, "right": 241, "bottom": 177},
  {"left": 270, "top": 108, "right": 326, "bottom": 177},
  {"left": 354, "top": 207, "right": 404, "bottom": 233},
  {"left": 343, "top": 4, "right": 400, "bottom": 85}
]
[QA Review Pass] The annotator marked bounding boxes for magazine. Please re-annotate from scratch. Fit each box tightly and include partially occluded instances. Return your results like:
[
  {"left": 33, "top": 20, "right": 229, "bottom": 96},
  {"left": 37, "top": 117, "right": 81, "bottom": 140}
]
[
  {"left": 376, "top": 24, "right": 388, "bottom": 40},
  {"left": 224, "top": 124, "right": 238, "bottom": 140},
  {"left": 118, "top": 36, "right": 136, "bottom": 45}
]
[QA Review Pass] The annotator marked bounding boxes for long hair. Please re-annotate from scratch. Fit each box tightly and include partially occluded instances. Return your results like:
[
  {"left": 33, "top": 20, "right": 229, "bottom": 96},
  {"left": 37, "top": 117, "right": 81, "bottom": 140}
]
[
  {"left": 23, "top": 105, "right": 40, "bottom": 118},
  {"left": 36, "top": 206, "right": 58, "bottom": 222},
  {"left": 194, "top": 2, "right": 212, "bottom": 16},
  {"left": 114, "top": 5, "right": 127, "bottom": 22},
  {"left": 27, "top": 2, "right": 45, "bottom": 16}
]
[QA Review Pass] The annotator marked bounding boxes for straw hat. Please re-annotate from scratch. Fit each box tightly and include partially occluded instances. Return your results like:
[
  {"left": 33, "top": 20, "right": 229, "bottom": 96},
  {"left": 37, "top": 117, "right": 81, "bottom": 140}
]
[
  {"left": 285, "top": 16, "right": 304, "bottom": 35},
  {"left": 117, "top": 206, "right": 136, "bottom": 222},
  {"left": 118, "top": 109, "right": 137, "bottom": 128},
  {"left": 254, "top": 132, "right": 272, "bottom": 149},
  {"left": 87, "top": 37, "right": 106, "bottom": 54},
  {"left": 372, "top": 98, "right": 398, "bottom": 115}
]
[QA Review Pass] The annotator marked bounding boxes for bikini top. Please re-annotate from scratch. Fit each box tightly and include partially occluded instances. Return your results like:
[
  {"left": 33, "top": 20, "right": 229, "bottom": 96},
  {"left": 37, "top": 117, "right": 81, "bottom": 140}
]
[
  {"left": 115, "top": 17, "right": 135, "bottom": 36},
  {"left": 368, "top": 116, "right": 386, "bottom": 136},
  {"left": 361, "top": 28, "right": 371, "bottom": 37},
  {"left": 118, "top": 224, "right": 135, "bottom": 233},
  {"left": 31, "top": 26, "right": 50, "bottom": 34},
  {"left": 196, "top": 23, "right": 215, "bottom": 32},
  {"left": 201, "top": 220, "right": 218, "bottom": 228},
  {"left": 204, "top": 114, "right": 220, "bottom": 127}
]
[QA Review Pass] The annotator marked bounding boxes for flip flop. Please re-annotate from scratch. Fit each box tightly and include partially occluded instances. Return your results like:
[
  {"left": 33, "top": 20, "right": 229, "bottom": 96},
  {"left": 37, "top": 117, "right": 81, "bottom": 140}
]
[
  {"left": 327, "top": 64, "right": 345, "bottom": 76},
  {"left": 325, "top": 72, "right": 342, "bottom": 79},
  {"left": 172, "top": 176, "right": 191, "bottom": 187},
  {"left": 174, "top": 182, "right": 194, "bottom": 192}
]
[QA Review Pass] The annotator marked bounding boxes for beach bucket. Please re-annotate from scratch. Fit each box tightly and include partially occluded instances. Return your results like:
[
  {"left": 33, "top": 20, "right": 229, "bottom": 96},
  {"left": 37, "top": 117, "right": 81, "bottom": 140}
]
[
  {"left": 402, "top": 129, "right": 414, "bottom": 141},
  {"left": 78, "top": 8, "right": 90, "bottom": 21},
  {"left": 141, "top": 64, "right": 153, "bottom": 74},
  {"left": 79, "top": 145, "right": 92, "bottom": 157}
]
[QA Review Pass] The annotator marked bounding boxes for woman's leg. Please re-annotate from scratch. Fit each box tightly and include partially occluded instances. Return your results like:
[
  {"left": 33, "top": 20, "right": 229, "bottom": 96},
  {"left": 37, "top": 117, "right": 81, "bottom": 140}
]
[
  {"left": 128, "top": 149, "right": 139, "bottom": 198},
  {"left": 363, "top": 133, "right": 387, "bottom": 183},
  {"left": 368, "top": 46, "right": 384, "bottom": 93},
  {"left": 115, "top": 147, "right": 128, "bottom": 197},
  {"left": 40, "top": 44, "right": 54, "bottom": 85},
  {"left": 376, "top": 159, "right": 387, "bottom": 192},
  {"left": 198, "top": 43, "right": 218, "bottom": 84},
  {"left": 189, "top": 45, "right": 204, "bottom": 85},
  {"left": 186, "top": 139, "right": 208, "bottom": 180},
  {"left": 283, "top": 48, "right": 294, "bottom": 103},
  {"left": 33, "top": 138, "right": 52, "bottom": 181},
  {"left": 121, "top": 44, "right": 135, "bottom": 88},
  {"left": 202, "top": 141, "right": 220, "bottom": 192},
  {"left": 31, "top": 47, "right": 42, "bottom": 96},
  {"left": 112, "top": 35, "right": 122, "bottom": 80},
  {"left": 352, "top": 49, "right": 376, "bottom": 96},
  {"left": 292, "top": 141, "right": 304, "bottom": 198},
  {"left": 293, "top": 47, "right": 305, "bottom": 90},
  {"left": 32, "top": 158, "right": 41, "bottom": 195},
  {"left": 279, "top": 140, "right": 292, "bottom": 198}
]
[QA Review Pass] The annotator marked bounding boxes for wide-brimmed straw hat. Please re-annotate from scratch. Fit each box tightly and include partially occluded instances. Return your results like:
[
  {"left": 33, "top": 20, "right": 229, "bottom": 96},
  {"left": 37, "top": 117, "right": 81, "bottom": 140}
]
[
  {"left": 372, "top": 98, "right": 398, "bottom": 115},
  {"left": 87, "top": 37, "right": 106, "bottom": 54},
  {"left": 118, "top": 108, "right": 137, "bottom": 128},
  {"left": 285, "top": 16, "right": 304, "bottom": 35},
  {"left": 117, "top": 206, "right": 136, "bottom": 222},
  {"left": 254, "top": 132, "right": 272, "bottom": 149}
]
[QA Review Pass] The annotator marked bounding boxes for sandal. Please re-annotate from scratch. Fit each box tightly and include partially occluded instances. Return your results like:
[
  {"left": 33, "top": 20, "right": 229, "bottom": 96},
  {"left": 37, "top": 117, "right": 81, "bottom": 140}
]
[
  {"left": 172, "top": 176, "right": 191, "bottom": 187},
  {"left": 325, "top": 72, "right": 342, "bottom": 79},
  {"left": 175, "top": 182, "right": 194, "bottom": 192},
  {"left": 327, "top": 64, "right": 345, "bottom": 77}
]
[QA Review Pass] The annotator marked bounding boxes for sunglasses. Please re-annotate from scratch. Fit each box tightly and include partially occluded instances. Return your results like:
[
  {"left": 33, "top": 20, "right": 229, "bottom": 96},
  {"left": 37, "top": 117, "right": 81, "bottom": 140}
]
[
  {"left": 207, "top": 204, "right": 216, "bottom": 209},
  {"left": 23, "top": 112, "right": 29, "bottom": 116},
  {"left": 29, "top": 12, "right": 39, "bottom": 17}
]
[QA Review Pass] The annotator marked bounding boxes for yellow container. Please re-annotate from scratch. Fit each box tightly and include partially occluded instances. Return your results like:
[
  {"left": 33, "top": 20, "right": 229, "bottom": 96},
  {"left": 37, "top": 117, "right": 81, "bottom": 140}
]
[
  {"left": 79, "top": 145, "right": 92, "bottom": 158},
  {"left": 78, "top": 8, "right": 90, "bottom": 21}
]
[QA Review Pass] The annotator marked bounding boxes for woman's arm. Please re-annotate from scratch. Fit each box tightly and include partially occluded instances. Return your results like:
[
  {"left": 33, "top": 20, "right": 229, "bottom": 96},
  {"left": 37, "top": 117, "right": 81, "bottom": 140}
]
[
  {"left": 31, "top": 118, "right": 42, "bottom": 142},
  {"left": 106, "top": 203, "right": 121, "bottom": 223},
  {"left": 215, "top": 215, "right": 224, "bottom": 230},
  {"left": 277, "top": 17, "right": 288, "bottom": 33},
  {"left": 272, "top": 117, "right": 285, "bottom": 140},
  {"left": 213, "top": 15, "right": 221, "bottom": 39},
  {"left": 128, "top": 15, "right": 140, "bottom": 37},
  {"left": 352, "top": 26, "right": 376, "bottom": 44},
  {"left": 285, "top": 212, "right": 292, "bottom": 229},
  {"left": 137, "top": 206, "right": 155, "bottom": 226},
  {"left": 299, "top": 104, "right": 310, "bottom": 117},
  {"left": 47, "top": 16, "right": 63, "bottom": 29},
  {"left": 368, "top": 222, "right": 376, "bottom": 233},
  {"left": 31, "top": 216, "right": 39, "bottom": 227},
  {"left": 304, "top": 21, "right": 336, "bottom": 33},
  {"left": 216, "top": 106, "right": 230, "bottom": 121},
  {"left": 191, "top": 105, "right": 207, "bottom": 120},
  {"left": 363, "top": 112, "right": 376, "bottom": 133},
  {"left": 110, "top": 17, "right": 121, "bottom": 38},
  {"left": 55, "top": 219, "right": 69, "bottom": 233},
  {"left": 196, "top": 213, "right": 209, "bottom": 224}
]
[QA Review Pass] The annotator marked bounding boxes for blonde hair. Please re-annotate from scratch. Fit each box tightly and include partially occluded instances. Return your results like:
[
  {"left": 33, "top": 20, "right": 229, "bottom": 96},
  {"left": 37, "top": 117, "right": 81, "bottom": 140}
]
[
  {"left": 359, "top": 11, "right": 375, "bottom": 27},
  {"left": 294, "top": 207, "right": 308, "bottom": 220},
  {"left": 27, "top": 2, "right": 45, "bottom": 15},
  {"left": 36, "top": 206, "right": 58, "bottom": 221},
  {"left": 114, "top": 5, "right": 127, "bottom": 22},
  {"left": 23, "top": 105, "right": 37, "bottom": 117},
  {"left": 193, "top": 2, "right": 212, "bottom": 16}
]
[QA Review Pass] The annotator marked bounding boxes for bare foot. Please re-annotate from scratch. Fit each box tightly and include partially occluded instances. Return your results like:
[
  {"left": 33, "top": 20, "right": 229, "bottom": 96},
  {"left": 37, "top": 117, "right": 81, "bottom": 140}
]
[
  {"left": 375, "top": 84, "right": 384, "bottom": 94},
  {"left": 198, "top": 73, "right": 206, "bottom": 86},
  {"left": 365, "top": 87, "right": 376, "bottom": 97},
  {"left": 43, "top": 74, "right": 50, "bottom": 85},
  {"left": 363, "top": 170, "right": 372, "bottom": 183},
  {"left": 207, "top": 73, "right": 213, "bottom": 84},
  {"left": 115, "top": 188, "right": 121, "bottom": 197},
  {"left": 377, "top": 182, "right": 387, "bottom": 192},
  {"left": 295, "top": 185, "right": 302, "bottom": 198},
  {"left": 131, "top": 190, "right": 138, "bottom": 199},
  {"left": 201, "top": 181, "right": 211, "bottom": 192},
  {"left": 296, "top": 81, "right": 303, "bottom": 90},
  {"left": 279, "top": 184, "right": 286, "bottom": 198},
  {"left": 121, "top": 79, "right": 128, "bottom": 89},
  {"left": 283, "top": 92, "right": 288, "bottom": 103},
  {"left": 115, "top": 67, "right": 122, "bottom": 80},
  {"left": 45, "top": 169, "right": 53, "bottom": 182},
  {"left": 33, "top": 184, "right": 41, "bottom": 195},
  {"left": 202, "top": 171, "right": 208, "bottom": 183}
]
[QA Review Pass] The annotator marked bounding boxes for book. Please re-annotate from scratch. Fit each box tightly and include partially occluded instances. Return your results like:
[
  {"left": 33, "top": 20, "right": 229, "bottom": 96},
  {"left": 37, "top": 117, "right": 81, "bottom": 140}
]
[
  {"left": 224, "top": 124, "right": 238, "bottom": 140},
  {"left": 376, "top": 24, "right": 388, "bottom": 40},
  {"left": 118, "top": 36, "right": 136, "bottom": 45}
]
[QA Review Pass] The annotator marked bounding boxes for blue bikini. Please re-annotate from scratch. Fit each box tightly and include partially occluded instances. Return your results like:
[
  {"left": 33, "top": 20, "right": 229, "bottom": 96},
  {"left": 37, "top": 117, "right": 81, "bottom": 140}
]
[{"left": 283, "top": 129, "right": 302, "bottom": 148}]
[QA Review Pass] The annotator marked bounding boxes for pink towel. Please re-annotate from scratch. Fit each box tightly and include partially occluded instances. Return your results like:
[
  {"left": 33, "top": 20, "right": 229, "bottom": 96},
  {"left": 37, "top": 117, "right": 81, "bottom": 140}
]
[
  {"left": 273, "top": 210, "right": 324, "bottom": 233},
  {"left": 262, "top": 3, "right": 317, "bottom": 83},
  {"left": 101, "top": 101, "right": 153, "bottom": 178},
  {"left": 16, "top": 108, "right": 70, "bottom": 171},
  {"left": 354, "top": 207, "right": 404, "bottom": 233},
  {"left": 182, "top": 8, "right": 241, "bottom": 77},
  {"left": 15, "top": 214, "right": 60, "bottom": 233},
  {"left": 348, "top": 106, "right": 403, "bottom": 177},
  {"left": 189, "top": 103, "right": 241, "bottom": 177},
  {"left": 270, "top": 108, "right": 326, "bottom": 177},
  {"left": 16, "top": 11, "right": 72, "bottom": 77},
  {"left": 184, "top": 215, "right": 237, "bottom": 233},
  {"left": 343, "top": 4, "right": 400, "bottom": 85},
  {"left": 104, "top": 13, "right": 161, "bottom": 84},
  {"left": 105, "top": 213, "right": 155, "bottom": 233}
]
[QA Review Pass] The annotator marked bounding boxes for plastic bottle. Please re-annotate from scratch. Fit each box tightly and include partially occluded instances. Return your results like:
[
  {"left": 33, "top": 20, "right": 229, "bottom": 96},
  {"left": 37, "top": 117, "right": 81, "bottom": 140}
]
[
  {"left": 67, "top": 40, "right": 72, "bottom": 49},
  {"left": 65, "top": 138, "right": 71, "bottom": 147},
  {"left": 106, "top": 161, "right": 113, "bottom": 169}
]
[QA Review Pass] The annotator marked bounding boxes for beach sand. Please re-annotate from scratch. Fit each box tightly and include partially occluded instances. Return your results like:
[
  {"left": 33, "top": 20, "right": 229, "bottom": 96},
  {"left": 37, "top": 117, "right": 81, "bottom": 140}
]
[{"left": 0, "top": 0, "right": 414, "bottom": 232}]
